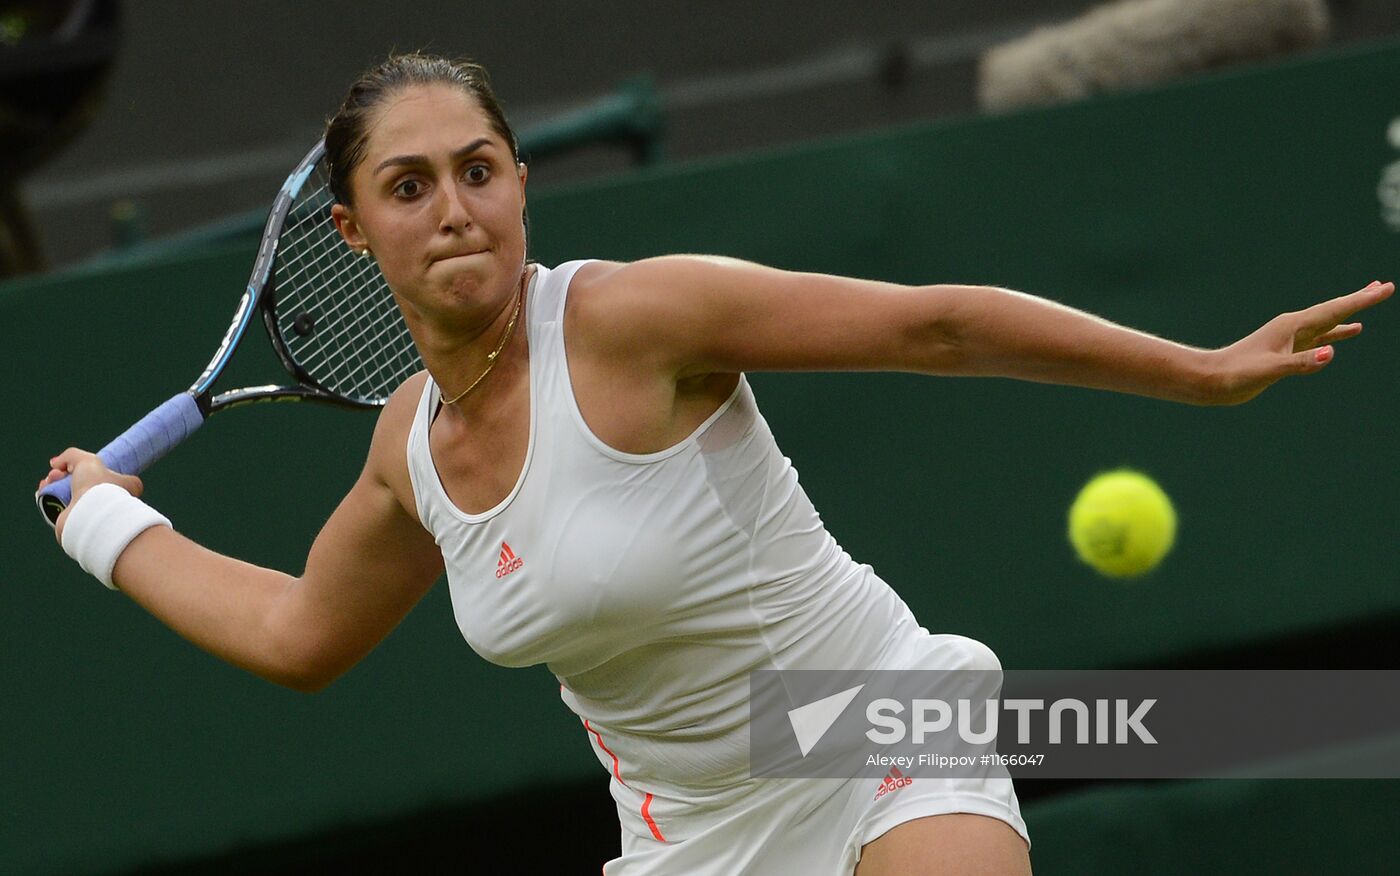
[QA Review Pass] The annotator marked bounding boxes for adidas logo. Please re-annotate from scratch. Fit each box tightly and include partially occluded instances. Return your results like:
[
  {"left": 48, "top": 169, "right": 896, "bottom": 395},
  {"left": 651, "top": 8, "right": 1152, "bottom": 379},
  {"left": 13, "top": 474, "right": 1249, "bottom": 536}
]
[
  {"left": 873, "top": 766, "right": 913, "bottom": 801},
  {"left": 496, "top": 542, "right": 524, "bottom": 578}
]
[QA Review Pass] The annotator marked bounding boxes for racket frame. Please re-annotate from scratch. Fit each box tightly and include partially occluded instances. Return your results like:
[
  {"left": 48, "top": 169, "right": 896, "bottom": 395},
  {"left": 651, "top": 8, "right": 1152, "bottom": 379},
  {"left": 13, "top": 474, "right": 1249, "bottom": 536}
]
[
  {"left": 196, "top": 144, "right": 382, "bottom": 415},
  {"left": 36, "top": 140, "right": 408, "bottom": 526}
]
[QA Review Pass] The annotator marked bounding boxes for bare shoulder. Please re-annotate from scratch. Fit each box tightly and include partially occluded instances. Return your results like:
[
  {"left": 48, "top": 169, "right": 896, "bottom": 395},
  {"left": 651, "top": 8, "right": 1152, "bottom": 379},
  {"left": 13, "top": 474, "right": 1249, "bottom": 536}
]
[
  {"left": 569, "top": 254, "right": 740, "bottom": 297},
  {"left": 363, "top": 370, "right": 430, "bottom": 511},
  {"left": 374, "top": 370, "right": 431, "bottom": 439},
  {"left": 564, "top": 258, "right": 634, "bottom": 359},
  {"left": 564, "top": 255, "right": 739, "bottom": 363}
]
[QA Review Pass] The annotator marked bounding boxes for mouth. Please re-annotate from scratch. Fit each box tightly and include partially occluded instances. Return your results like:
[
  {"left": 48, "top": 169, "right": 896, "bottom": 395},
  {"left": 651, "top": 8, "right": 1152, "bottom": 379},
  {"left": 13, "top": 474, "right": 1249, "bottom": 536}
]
[{"left": 430, "top": 249, "right": 487, "bottom": 265}]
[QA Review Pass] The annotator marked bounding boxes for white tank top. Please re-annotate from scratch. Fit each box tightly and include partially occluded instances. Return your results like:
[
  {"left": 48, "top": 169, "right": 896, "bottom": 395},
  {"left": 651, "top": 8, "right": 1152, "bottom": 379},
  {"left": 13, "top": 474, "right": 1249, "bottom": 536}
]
[{"left": 405, "top": 260, "right": 929, "bottom": 831}]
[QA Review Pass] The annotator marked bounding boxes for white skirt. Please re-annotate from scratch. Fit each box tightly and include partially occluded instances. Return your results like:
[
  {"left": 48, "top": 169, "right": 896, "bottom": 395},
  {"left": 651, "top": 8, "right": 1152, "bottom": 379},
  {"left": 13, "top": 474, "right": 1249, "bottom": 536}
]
[{"left": 602, "top": 632, "right": 1030, "bottom": 875}]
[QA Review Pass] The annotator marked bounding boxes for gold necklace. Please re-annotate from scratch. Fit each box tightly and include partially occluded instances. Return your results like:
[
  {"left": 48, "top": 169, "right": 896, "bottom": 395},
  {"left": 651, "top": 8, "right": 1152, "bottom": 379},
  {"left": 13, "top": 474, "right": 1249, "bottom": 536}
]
[{"left": 441, "top": 273, "right": 526, "bottom": 406}]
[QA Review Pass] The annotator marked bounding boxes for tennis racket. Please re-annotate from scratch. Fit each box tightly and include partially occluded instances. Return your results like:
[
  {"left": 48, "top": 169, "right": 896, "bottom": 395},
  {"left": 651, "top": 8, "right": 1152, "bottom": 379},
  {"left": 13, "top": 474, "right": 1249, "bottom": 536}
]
[{"left": 36, "top": 140, "right": 422, "bottom": 526}]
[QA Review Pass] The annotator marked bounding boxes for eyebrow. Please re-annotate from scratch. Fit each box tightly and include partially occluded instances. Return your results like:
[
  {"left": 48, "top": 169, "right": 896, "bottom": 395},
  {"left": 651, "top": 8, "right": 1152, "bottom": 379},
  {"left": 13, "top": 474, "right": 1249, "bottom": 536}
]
[{"left": 373, "top": 137, "right": 495, "bottom": 175}]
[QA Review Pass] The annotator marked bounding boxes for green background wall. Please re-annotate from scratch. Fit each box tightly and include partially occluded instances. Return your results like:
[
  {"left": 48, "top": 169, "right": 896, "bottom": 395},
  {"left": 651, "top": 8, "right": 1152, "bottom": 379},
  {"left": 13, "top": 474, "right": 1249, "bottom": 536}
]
[{"left": 3, "top": 38, "right": 1398, "bottom": 874}]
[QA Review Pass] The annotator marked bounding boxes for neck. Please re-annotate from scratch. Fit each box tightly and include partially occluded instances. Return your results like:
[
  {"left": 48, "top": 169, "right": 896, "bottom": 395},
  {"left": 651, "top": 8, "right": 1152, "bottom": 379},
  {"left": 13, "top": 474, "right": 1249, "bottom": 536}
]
[{"left": 406, "top": 265, "right": 533, "bottom": 411}]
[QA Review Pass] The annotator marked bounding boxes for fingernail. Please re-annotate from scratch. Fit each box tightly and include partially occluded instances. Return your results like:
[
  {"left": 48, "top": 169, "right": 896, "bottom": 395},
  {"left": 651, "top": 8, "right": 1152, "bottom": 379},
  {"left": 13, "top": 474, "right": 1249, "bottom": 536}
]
[{"left": 1316, "top": 347, "right": 1333, "bottom": 363}]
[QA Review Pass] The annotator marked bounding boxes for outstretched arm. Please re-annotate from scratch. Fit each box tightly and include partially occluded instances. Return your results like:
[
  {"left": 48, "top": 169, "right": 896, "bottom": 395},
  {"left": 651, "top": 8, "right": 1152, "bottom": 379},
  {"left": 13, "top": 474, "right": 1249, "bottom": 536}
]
[
  {"left": 573, "top": 256, "right": 1392, "bottom": 406},
  {"left": 40, "top": 375, "right": 443, "bottom": 692},
  {"left": 902, "top": 278, "right": 1393, "bottom": 405}
]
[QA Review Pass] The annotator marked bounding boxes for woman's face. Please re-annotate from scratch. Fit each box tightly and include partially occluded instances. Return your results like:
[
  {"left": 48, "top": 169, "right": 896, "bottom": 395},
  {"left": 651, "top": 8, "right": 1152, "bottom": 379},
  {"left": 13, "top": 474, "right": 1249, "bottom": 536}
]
[{"left": 333, "top": 84, "right": 527, "bottom": 322}]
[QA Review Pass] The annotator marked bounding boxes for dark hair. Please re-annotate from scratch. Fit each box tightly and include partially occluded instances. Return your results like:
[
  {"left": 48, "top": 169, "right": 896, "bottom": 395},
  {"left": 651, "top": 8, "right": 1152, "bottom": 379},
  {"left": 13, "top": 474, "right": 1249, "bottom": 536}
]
[{"left": 324, "top": 53, "right": 520, "bottom": 207}]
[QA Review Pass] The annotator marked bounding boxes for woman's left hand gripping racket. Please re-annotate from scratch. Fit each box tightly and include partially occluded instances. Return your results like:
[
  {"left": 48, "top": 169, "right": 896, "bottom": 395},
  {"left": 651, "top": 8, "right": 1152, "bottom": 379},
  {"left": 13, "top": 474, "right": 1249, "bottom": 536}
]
[{"left": 36, "top": 140, "right": 422, "bottom": 527}]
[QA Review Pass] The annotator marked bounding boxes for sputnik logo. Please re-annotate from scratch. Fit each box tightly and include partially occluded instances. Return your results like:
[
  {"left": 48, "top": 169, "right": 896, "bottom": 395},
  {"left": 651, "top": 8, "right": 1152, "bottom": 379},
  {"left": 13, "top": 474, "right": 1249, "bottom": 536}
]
[{"left": 787, "top": 684, "right": 865, "bottom": 756}]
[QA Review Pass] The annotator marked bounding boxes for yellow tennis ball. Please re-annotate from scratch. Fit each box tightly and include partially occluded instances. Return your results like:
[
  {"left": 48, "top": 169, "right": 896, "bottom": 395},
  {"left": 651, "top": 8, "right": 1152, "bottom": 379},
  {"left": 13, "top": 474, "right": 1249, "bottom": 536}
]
[{"left": 1068, "top": 469, "right": 1177, "bottom": 578}]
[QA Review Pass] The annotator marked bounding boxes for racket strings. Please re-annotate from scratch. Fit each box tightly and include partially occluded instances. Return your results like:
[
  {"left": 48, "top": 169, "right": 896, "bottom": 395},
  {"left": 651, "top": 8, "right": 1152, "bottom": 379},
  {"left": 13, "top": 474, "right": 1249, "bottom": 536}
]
[
  {"left": 276, "top": 217, "right": 413, "bottom": 397},
  {"left": 276, "top": 188, "right": 415, "bottom": 394},
  {"left": 270, "top": 160, "right": 421, "bottom": 404}
]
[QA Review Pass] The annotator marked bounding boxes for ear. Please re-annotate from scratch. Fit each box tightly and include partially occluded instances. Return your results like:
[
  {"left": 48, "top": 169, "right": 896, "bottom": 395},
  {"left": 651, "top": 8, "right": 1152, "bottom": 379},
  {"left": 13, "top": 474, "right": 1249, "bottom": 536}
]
[
  {"left": 517, "top": 161, "right": 528, "bottom": 207},
  {"left": 331, "top": 203, "right": 369, "bottom": 252}
]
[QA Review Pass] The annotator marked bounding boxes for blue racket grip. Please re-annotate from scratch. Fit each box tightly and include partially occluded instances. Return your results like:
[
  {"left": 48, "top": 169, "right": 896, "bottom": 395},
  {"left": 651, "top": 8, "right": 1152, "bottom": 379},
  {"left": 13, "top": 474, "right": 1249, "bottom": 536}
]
[{"left": 36, "top": 392, "right": 206, "bottom": 527}]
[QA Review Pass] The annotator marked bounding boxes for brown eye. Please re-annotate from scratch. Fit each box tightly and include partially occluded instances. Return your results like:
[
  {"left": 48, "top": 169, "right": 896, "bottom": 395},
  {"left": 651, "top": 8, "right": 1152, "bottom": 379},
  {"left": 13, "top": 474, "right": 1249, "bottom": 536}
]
[
  {"left": 393, "top": 178, "right": 424, "bottom": 198},
  {"left": 465, "top": 164, "right": 490, "bottom": 184}
]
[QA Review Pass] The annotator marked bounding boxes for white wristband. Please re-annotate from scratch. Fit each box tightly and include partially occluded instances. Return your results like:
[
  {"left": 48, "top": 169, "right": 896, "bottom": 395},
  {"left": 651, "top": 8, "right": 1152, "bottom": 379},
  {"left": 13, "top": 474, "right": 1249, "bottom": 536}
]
[{"left": 60, "top": 482, "right": 172, "bottom": 591}]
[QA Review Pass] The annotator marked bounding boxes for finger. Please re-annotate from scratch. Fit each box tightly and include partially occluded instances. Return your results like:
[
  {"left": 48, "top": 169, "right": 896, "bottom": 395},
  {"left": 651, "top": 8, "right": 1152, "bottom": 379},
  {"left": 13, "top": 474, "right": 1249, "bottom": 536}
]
[
  {"left": 40, "top": 454, "right": 75, "bottom": 488},
  {"left": 50, "top": 447, "right": 94, "bottom": 471},
  {"left": 1294, "top": 345, "right": 1334, "bottom": 372},
  {"left": 1303, "top": 281, "right": 1393, "bottom": 326},
  {"left": 1312, "top": 322, "right": 1363, "bottom": 345}
]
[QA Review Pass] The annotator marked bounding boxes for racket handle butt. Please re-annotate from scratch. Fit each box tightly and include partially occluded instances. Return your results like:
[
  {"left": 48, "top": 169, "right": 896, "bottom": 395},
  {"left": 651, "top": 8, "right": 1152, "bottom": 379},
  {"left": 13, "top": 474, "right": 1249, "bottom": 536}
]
[{"left": 36, "top": 392, "right": 206, "bottom": 527}]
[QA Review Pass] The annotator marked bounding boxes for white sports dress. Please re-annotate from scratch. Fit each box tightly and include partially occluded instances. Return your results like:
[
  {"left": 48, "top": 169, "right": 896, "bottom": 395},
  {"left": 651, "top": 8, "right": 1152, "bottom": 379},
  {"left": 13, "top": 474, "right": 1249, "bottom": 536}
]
[{"left": 404, "top": 260, "right": 1028, "bottom": 875}]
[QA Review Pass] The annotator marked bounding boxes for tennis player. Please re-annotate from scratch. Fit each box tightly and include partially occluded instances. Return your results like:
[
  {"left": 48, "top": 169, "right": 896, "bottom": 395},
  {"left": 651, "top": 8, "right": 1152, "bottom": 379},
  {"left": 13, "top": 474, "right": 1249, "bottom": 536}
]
[{"left": 41, "top": 54, "right": 1391, "bottom": 875}]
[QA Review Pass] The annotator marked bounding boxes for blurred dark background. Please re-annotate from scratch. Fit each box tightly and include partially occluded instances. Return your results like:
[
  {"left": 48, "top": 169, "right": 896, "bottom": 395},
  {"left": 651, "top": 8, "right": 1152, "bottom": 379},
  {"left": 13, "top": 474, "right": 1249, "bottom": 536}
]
[{"left": 7, "top": 0, "right": 1400, "bottom": 274}]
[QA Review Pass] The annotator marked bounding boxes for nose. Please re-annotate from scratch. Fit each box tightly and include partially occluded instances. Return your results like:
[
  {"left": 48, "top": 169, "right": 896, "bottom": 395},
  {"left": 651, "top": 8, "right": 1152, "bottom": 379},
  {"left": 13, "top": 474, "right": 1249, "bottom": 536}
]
[{"left": 437, "top": 181, "right": 471, "bottom": 233}]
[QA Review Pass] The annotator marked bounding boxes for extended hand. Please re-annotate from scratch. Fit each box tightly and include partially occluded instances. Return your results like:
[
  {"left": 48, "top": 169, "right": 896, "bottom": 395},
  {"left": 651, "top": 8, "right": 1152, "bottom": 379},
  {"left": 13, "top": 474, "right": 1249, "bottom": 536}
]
[{"left": 1205, "top": 280, "right": 1393, "bottom": 405}]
